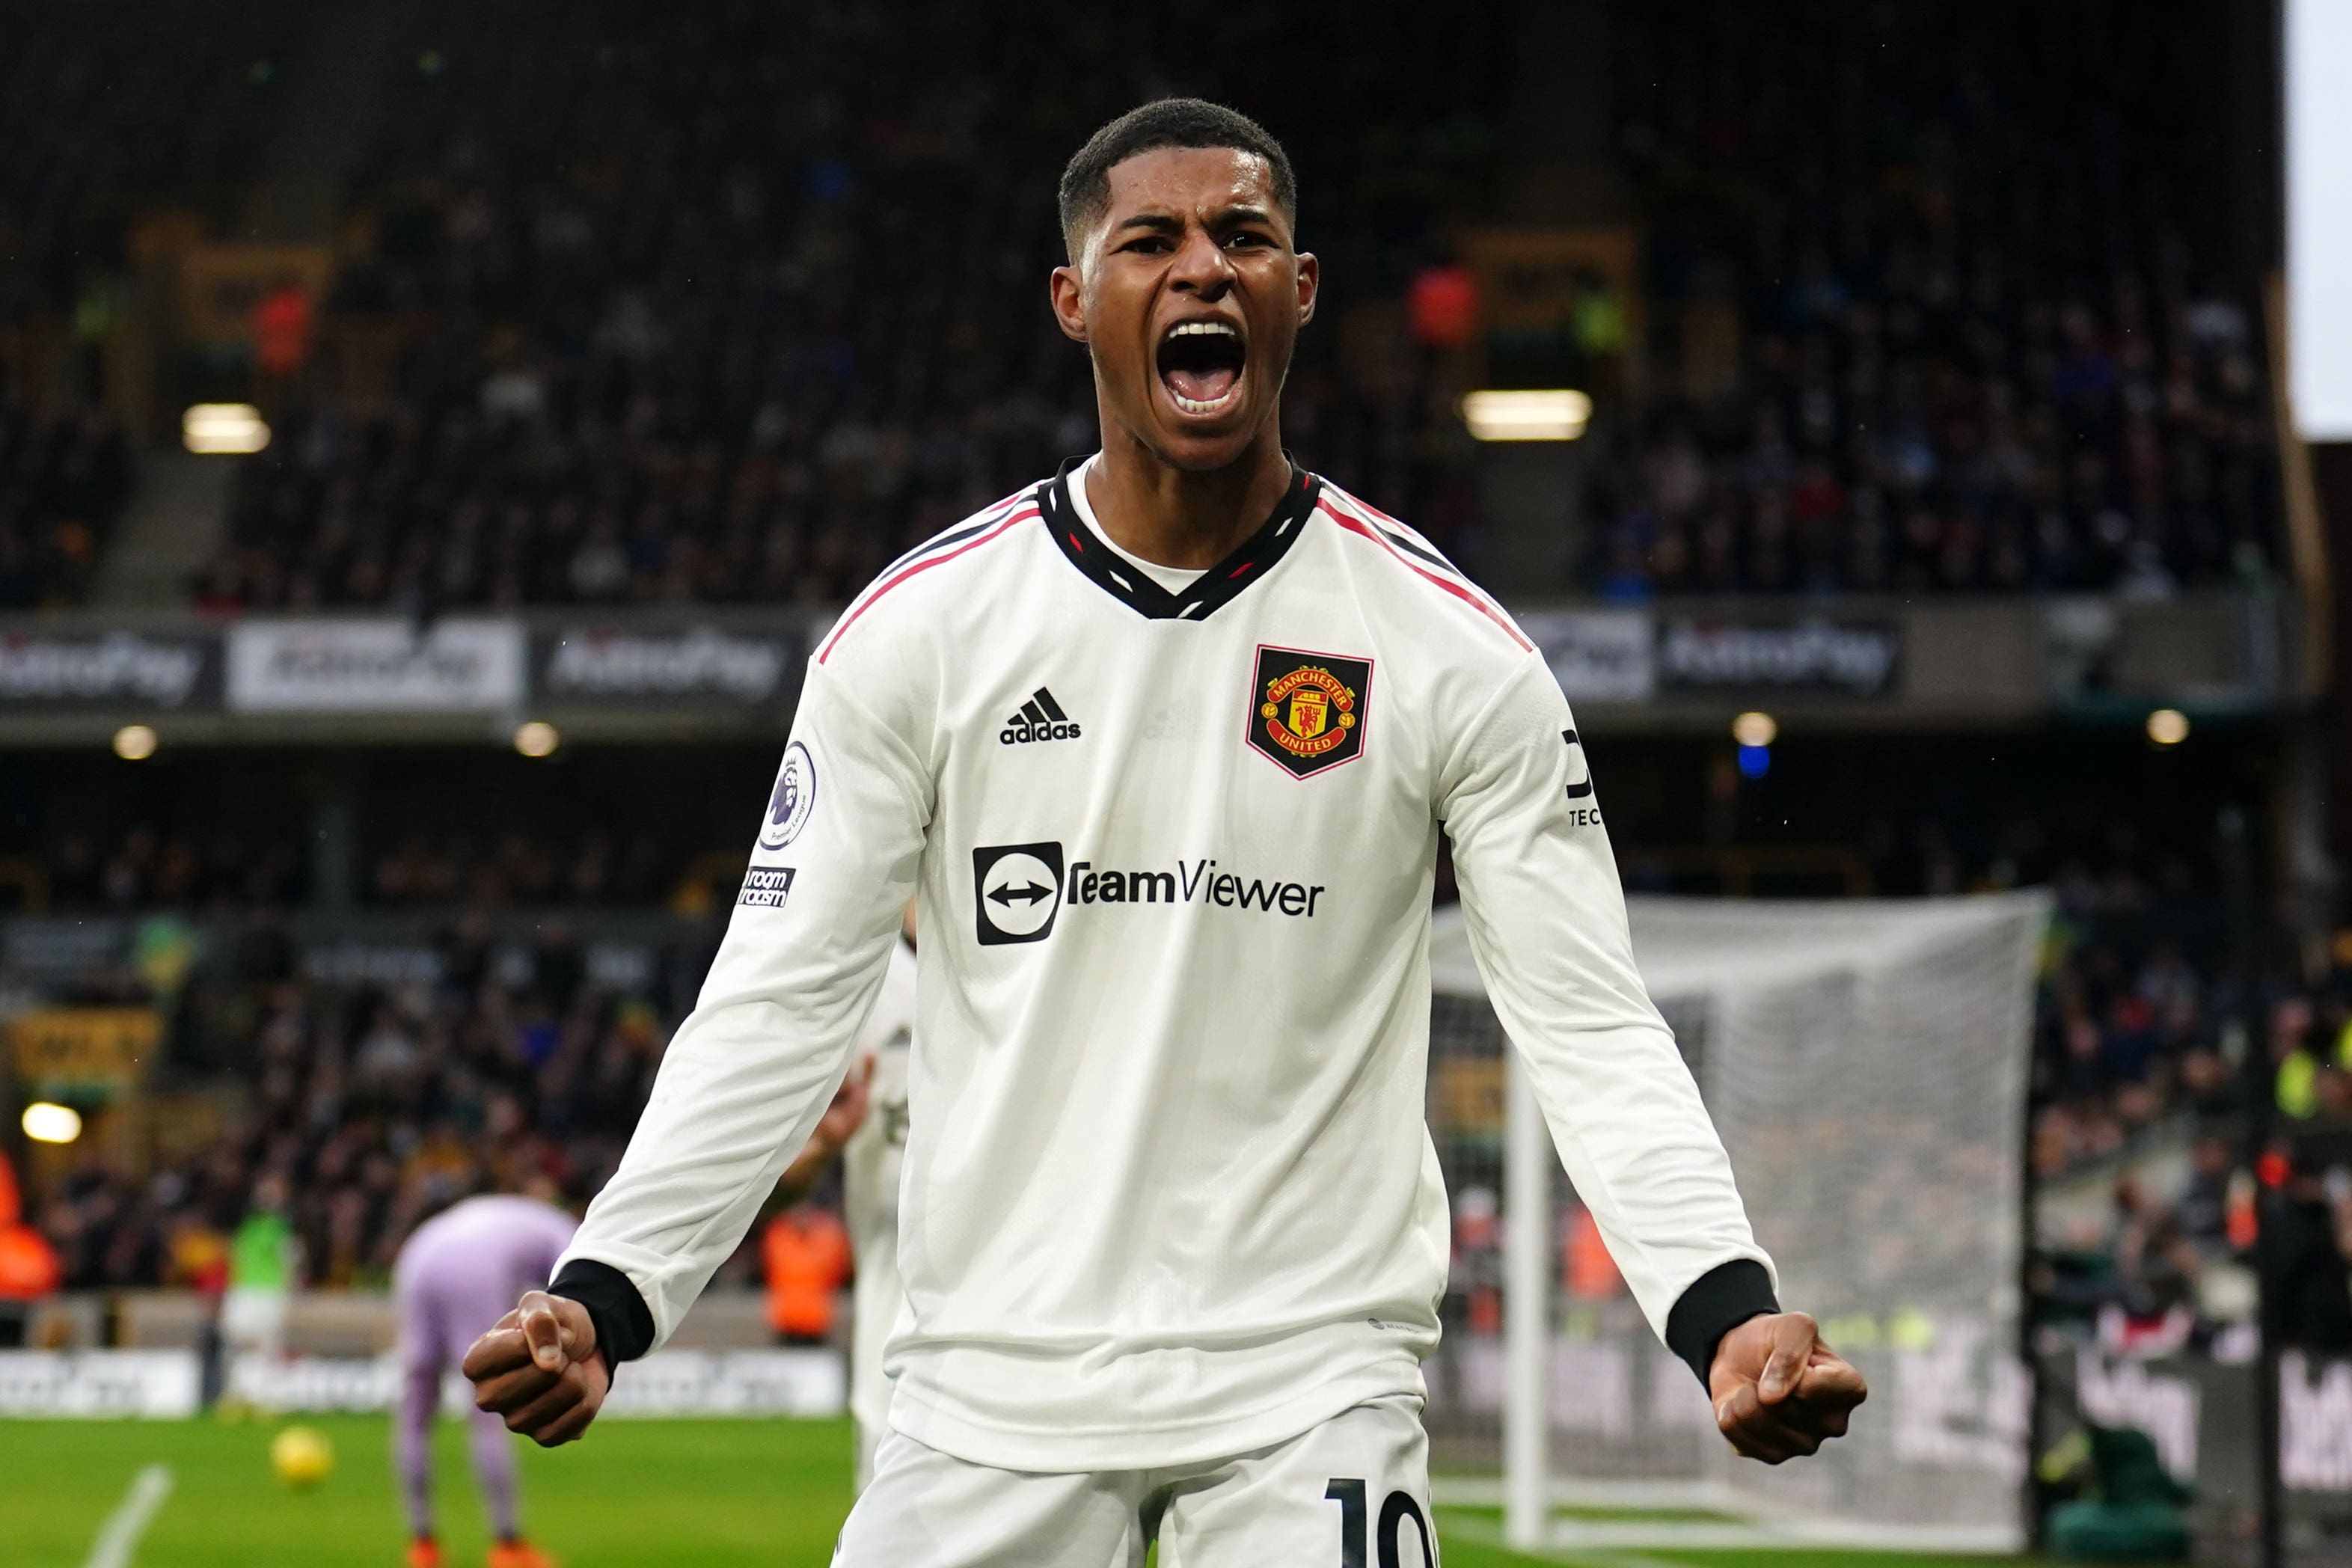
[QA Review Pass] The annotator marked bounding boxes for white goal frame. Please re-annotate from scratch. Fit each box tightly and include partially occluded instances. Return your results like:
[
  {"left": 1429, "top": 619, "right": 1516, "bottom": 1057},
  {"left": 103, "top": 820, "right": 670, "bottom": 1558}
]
[{"left": 1433, "top": 892, "right": 2050, "bottom": 1555}]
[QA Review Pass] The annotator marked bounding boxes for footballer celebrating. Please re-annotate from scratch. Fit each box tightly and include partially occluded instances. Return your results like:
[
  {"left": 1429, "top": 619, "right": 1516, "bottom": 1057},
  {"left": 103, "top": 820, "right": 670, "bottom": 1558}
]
[{"left": 464, "top": 98, "right": 1865, "bottom": 1564}]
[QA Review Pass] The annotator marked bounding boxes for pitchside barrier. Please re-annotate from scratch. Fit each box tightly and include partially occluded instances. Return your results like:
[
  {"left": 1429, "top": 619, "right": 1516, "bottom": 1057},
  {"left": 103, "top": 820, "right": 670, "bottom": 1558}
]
[
  {"left": 2036, "top": 1347, "right": 2263, "bottom": 1564},
  {"left": 1, "top": 1288, "right": 841, "bottom": 1418},
  {"left": 2030, "top": 1347, "right": 2352, "bottom": 1568},
  {"left": 0, "top": 1347, "right": 843, "bottom": 1419}
]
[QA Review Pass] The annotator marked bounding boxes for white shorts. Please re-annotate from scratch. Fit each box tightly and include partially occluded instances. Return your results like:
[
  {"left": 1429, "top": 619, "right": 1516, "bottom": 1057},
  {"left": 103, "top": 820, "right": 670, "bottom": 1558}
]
[
  {"left": 833, "top": 1395, "right": 1436, "bottom": 1568},
  {"left": 219, "top": 1287, "right": 289, "bottom": 1357}
]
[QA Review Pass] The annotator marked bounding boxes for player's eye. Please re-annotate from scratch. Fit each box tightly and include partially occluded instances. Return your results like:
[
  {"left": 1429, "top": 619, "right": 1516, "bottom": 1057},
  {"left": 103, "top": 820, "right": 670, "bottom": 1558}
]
[
  {"left": 1224, "top": 231, "right": 1270, "bottom": 251},
  {"left": 1122, "top": 236, "right": 1174, "bottom": 254}
]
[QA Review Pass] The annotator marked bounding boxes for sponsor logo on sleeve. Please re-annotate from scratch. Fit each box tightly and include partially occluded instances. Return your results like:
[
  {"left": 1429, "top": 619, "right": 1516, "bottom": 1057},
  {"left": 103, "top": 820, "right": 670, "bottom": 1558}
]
[
  {"left": 759, "top": 741, "right": 818, "bottom": 851},
  {"left": 1246, "top": 646, "right": 1371, "bottom": 780},
  {"left": 1561, "top": 729, "right": 1602, "bottom": 826},
  {"left": 737, "top": 866, "right": 797, "bottom": 908},
  {"left": 972, "top": 842, "right": 1065, "bottom": 945}
]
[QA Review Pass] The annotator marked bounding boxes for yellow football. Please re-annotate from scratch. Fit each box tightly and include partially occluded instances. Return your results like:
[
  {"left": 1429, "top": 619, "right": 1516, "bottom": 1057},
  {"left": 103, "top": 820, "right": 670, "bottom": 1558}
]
[{"left": 270, "top": 1424, "right": 334, "bottom": 1489}]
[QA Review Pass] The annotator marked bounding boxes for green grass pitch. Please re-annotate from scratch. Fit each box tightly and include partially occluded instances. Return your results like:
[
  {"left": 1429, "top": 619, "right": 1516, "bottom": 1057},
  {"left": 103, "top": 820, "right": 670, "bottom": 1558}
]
[{"left": 1, "top": 1415, "right": 2054, "bottom": 1568}]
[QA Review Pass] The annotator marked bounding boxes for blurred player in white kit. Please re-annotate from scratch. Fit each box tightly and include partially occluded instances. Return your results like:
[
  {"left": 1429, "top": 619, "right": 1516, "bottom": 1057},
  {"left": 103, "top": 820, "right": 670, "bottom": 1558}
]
[
  {"left": 764, "top": 900, "right": 918, "bottom": 1489},
  {"left": 839, "top": 904, "right": 917, "bottom": 1488}
]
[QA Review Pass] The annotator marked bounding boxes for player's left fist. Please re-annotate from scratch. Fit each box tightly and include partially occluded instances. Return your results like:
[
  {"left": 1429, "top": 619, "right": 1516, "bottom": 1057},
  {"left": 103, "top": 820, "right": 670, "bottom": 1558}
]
[
  {"left": 462, "top": 1290, "right": 610, "bottom": 1448},
  {"left": 1707, "top": 1311, "right": 1866, "bottom": 1464}
]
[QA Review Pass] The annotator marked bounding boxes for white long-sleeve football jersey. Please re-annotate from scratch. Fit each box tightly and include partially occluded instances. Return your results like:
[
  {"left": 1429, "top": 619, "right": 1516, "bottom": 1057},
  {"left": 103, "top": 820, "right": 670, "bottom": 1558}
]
[{"left": 553, "top": 456, "right": 1774, "bottom": 1471}]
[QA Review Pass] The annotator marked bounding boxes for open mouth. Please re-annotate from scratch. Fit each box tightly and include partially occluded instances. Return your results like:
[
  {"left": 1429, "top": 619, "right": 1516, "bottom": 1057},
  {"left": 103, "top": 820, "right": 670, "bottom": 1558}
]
[{"left": 1157, "top": 319, "right": 1247, "bottom": 416}]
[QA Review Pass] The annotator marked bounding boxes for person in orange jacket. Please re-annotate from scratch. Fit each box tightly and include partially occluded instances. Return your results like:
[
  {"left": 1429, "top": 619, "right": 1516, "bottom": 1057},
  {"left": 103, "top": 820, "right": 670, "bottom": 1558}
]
[
  {"left": 0, "top": 1150, "right": 63, "bottom": 1347},
  {"left": 762, "top": 1204, "right": 852, "bottom": 1347}
]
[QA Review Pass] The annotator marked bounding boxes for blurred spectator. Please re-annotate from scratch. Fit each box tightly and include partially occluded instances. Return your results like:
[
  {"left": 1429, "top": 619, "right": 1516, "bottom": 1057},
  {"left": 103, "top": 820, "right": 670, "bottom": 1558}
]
[
  {"left": 222, "top": 1171, "right": 297, "bottom": 1361},
  {"left": 2097, "top": 1174, "right": 2199, "bottom": 1357},
  {"left": 2173, "top": 1136, "right": 2234, "bottom": 1252},
  {"left": 0, "top": 1150, "right": 64, "bottom": 1347},
  {"left": 763, "top": 1204, "right": 852, "bottom": 1347},
  {"left": 0, "top": 400, "right": 132, "bottom": 607},
  {"left": 2255, "top": 1153, "right": 2352, "bottom": 1353},
  {"left": 251, "top": 280, "right": 316, "bottom": 382}
]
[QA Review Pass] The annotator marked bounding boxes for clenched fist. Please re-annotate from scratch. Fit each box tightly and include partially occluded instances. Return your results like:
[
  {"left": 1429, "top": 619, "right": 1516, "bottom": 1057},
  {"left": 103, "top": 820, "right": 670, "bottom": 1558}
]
[
  {"left": 462, "top": 1290, "right": 610, "bottom": 1447},
  {"left": 1708, "top": 1311, "right": 1866, "bottom": 1463}
]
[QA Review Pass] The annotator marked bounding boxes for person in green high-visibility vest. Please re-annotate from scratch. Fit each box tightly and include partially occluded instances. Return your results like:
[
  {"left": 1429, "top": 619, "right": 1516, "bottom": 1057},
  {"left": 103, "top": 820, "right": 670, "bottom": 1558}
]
[{"left": 221, "top": 1172, "right": 299, "bottom": 1364}]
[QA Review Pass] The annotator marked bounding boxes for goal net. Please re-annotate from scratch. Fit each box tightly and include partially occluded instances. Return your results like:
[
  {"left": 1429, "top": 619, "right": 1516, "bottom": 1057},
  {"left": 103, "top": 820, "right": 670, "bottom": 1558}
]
[{"left": 1424, "top": 891, "right": 2050, "bottom": 1552}]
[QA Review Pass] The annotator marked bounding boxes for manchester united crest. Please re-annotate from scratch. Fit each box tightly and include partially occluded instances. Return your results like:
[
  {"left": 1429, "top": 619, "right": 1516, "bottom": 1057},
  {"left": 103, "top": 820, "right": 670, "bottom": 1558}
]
[{"left": 1247, "top": 645, "right": 1373, "bottom": 779}]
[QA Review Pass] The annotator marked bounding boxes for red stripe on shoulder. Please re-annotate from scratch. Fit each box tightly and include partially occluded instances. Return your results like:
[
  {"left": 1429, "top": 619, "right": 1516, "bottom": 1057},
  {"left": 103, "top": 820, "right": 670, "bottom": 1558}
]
[
  {"left": 1317, "top": 502, "right": 1533, "bottom": 652},
  {"left": 1321, "top": 486, "right": 1474, "bottom": 581},
  {"left": 817, "top": 505, "right": 1038, "bottom": 664},
  {"left": 1331, "top": 485, "right": 1409, "bottom": 534}
]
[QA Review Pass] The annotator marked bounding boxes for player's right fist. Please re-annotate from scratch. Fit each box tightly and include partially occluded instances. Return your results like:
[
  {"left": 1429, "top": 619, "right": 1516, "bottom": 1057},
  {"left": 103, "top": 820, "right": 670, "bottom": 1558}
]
[{"left": 462, "top": 1290, "right": 610, "bottom": 1447}]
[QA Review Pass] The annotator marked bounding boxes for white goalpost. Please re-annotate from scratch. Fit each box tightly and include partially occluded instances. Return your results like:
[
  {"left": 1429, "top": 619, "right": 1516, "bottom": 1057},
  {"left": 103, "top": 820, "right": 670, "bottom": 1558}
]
[{"left": 1428, "top": 891, "right": 2051, "bottom": 1554}]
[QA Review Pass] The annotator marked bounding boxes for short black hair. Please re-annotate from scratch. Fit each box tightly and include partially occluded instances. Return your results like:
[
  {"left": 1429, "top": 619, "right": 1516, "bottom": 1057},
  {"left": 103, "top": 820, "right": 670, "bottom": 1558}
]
[{"left": 1057, "top": 97, "right": 1296, "bottom": 258}]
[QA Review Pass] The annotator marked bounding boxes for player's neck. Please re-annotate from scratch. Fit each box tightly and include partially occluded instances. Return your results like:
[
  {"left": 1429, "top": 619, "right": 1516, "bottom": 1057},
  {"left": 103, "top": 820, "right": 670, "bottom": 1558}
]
[{"left": 1083, "top": 423, "right": 1293, "bottom": 571}]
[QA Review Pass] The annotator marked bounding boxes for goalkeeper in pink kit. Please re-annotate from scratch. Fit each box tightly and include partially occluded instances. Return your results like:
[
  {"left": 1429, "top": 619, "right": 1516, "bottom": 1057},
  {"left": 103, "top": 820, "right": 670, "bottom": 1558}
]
[{"left": 392, "top": 1183, "right": 578, "bottom": 1568}]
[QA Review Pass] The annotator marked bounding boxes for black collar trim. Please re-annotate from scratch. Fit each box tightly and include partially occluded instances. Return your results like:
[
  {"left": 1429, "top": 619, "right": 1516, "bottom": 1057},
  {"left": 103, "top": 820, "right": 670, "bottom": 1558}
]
[{"left": 1040, "top": 456, "right": 1321, "bottom": 622}]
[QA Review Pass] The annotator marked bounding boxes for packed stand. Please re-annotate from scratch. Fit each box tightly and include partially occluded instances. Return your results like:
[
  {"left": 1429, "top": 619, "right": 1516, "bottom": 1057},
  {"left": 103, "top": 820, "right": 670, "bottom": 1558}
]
[
  {"left": 18, "top": 826, "right": 305, "bottom": 914},
  {"left": 0, "top": 399, "right": 133, "bottom": 608},
  {"left": 196, "top": 1, "right": 1505, "bottom": 611},
  {"left": 1584, "top": 0, "right": 2281, "bottom": 598},
  {"left": 0, "top": 4, "right": 287, "bottom": 328},
  {"left": 0, "top": 4, "right": 288, "bottom": 606},
  {"left": 7, "top": 824, "right": 740, "bottom": 915},
  {"left": 35, "top": 923, "right": 677, "bottom": 1293},
  {"left": 25, "top": 804, "right": 2348, "bottom": 1346},
  {"left": 367, "top": 829, "right": 717, "bottom": 910},
  {"left": 2027, "top": 878, "right": 2352, "bottom": 1358}
]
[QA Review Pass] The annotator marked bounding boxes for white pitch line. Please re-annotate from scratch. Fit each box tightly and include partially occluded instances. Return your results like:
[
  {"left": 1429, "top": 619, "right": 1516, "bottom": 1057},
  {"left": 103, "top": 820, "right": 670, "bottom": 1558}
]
[{"left": 82, "top": 1463, "right": 174, "bottom": 1568}]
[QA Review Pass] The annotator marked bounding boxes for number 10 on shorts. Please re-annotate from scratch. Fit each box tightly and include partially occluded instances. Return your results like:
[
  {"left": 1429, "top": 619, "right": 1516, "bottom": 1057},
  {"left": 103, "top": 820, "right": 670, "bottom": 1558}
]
[{"left": 1324, "top": 1478, "right": 1436, "bottom": 1568}]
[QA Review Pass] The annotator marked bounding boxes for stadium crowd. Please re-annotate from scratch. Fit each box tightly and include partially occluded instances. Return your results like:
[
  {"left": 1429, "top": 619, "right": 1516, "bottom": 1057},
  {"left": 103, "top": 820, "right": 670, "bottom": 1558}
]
[
  {"left": 0, "top": 4, "right": 288, "bottom": 606},
  {"left": 34, "top": 921, "right": 672, "bottom": 1293},
  {"left": 7, "top": 824, "right": 737, "bottom": 916},
  {"left": 1581, "top": 1, "right": 2279, "bottom": 598},
  {"left": 2029, "top": 892, "right": 2352, "bottom": 1354},
  {"left": 19, "top": 815, "right": 2335, "bottom": 1332},
  {"left": 192, "top": 1, "right": 1498, "bottom": 610},
  {"left": 0, "top": 4, "right": 2285, "bottom": 609},
  {"left": 0, "top": 400, "right": 132, "bottom": 609},
  {"left": 0, "top": 4, "right": 287, "bottom": 330}
]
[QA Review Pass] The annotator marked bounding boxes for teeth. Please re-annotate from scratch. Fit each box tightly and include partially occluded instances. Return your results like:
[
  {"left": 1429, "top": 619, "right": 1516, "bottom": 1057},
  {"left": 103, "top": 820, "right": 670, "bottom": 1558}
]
[{"left": 1163, "top": 321, "right": 1243, "bottom": 414}]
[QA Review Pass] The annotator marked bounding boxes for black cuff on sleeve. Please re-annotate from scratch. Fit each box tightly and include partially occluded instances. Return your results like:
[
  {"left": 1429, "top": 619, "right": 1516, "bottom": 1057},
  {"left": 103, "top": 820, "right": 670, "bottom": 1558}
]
[
  {"left": 1665, "top": 1258, "right": 1779, "bottom": 1388},
  {"left": 549, "top": 1259, "right": 657, "bottom": 1369}
]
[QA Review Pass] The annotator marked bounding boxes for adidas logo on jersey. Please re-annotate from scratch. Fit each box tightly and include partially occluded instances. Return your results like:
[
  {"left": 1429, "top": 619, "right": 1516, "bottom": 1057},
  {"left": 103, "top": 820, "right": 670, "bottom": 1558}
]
[{"left": 1000, "top": 687, "right": 1081, "bottom": 744}]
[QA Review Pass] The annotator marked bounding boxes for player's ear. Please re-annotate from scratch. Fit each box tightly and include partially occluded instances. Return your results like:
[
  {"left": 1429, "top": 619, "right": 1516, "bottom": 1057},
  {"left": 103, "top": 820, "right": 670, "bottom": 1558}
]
[
  {"left": 1050, "top": 262, "right": 1088, "bottom": 344},
  {"left": 1295, "top": 251, "right": 1319, "bottom": 328}
]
